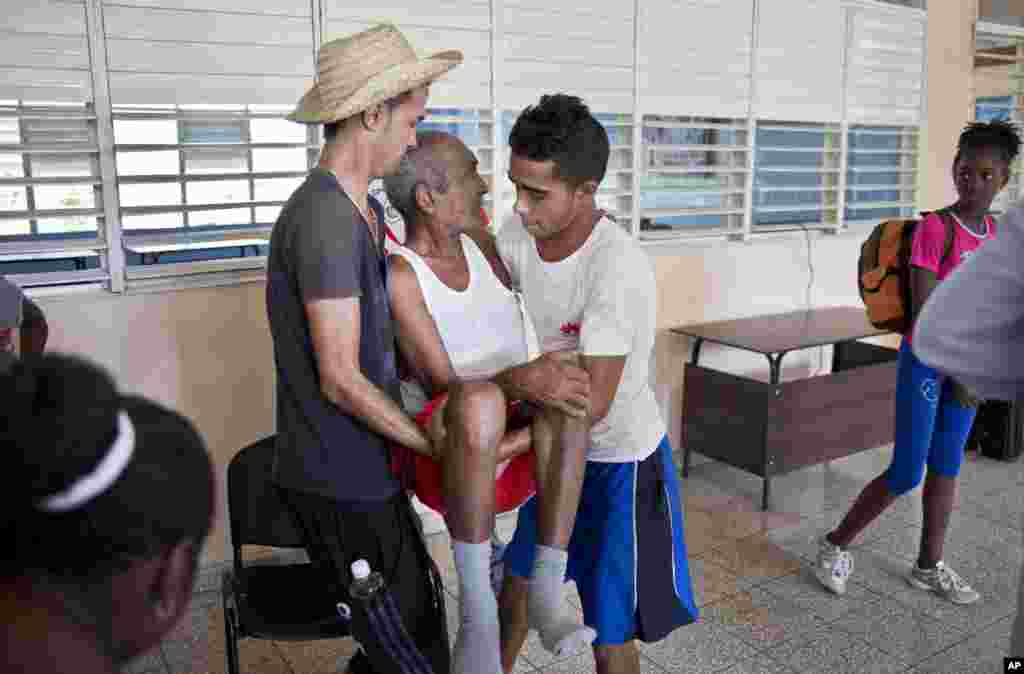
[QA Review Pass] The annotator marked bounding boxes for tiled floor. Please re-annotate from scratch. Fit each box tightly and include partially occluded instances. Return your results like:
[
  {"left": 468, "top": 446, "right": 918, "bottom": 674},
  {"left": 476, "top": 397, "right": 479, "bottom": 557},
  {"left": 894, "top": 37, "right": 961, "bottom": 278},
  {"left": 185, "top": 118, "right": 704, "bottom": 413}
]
[{"left": 135, "top": 445, "right": 1022, "bottom": 673}]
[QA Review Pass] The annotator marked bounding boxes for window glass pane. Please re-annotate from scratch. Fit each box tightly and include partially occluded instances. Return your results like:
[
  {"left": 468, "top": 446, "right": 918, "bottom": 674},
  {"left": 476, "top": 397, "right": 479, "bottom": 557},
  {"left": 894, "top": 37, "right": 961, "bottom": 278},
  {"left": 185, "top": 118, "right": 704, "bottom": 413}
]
[
  {"left": 250, "top": 118, "right": 306, "bottom": 143},
  {"left": 122, "top": 212, "right": 184, "bottom": 230},
  {"left": 188, "top": 208, "right": 251, "bottom": 227},
  {"left": 37, "top": 215, "right": 98, "bottom": 234},
  {"left": 252, "top": 148, "right": 306, "bottom": 173},
  {"left": 185, "top": 179, "right": 248, "bottom": 205},
  {"left": 254, "top": 177, "right": 302, "bottom": 202},
  {"left": 114, "top": 119, "right": 177, "bottom": 145},
  {"left": 184, "top": 148, "right": 247, "bottom": 174},
  {"left": 34, "top": 184, "right": 97, "bottom": 210},
  {"left": 0, "top": 218, "right": 30, "bottom": 235},
  {"left": 31, "top": 154, "right": 94, "bottom": 177},
  {"left": 753, "top": 122, "right": 840, "bottom": 228},
  {"left": 0, "top": 153, "right": 24, "bottom": 178},
  {"left": 0, "top": 186, "right": 27, "bottom": 211},
  {"left": 181, "top": 120, "right": 244, "bottom": 144},
  {"left": 116, "top": 150, "right": 179, "bottom": 176},
  {"left": 120, "top": 182, "right": 181, "bottom": 207}
]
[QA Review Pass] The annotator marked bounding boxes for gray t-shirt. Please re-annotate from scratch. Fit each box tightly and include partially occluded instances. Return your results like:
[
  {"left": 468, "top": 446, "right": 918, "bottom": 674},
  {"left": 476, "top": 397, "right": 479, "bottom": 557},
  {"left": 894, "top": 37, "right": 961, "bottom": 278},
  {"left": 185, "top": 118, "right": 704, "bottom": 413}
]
[
  {"left": 913, "top": 200, "right": 1024, "bottom": 401},
  {"left": 266, "top": 168, "right": 401, "bottom": 503}
]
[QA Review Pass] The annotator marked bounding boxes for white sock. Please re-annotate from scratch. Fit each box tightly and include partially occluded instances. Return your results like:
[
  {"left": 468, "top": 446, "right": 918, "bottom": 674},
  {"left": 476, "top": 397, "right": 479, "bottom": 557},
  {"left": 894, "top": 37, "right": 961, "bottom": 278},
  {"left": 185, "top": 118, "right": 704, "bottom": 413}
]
[
  {"left": 451, "top": 540, "right": 502, "bottom": 674},
  {"left": 527, "top": 545, "right": 596, "bottom": 656}
]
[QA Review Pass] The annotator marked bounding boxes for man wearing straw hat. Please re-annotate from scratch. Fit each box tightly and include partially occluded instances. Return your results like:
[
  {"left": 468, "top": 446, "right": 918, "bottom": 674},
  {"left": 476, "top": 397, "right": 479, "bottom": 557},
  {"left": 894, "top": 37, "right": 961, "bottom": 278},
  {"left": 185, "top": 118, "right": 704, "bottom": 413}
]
[{"left": 266, "top": 24, "right": 460, "bottom": 674}]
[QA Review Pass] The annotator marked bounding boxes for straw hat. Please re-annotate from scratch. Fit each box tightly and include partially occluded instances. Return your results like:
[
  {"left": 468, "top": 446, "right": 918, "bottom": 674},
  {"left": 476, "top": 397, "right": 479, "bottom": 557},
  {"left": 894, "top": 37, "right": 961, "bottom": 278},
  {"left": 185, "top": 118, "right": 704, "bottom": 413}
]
[{"left": 288, "top": 23, "right": 463, "bottom": 124}]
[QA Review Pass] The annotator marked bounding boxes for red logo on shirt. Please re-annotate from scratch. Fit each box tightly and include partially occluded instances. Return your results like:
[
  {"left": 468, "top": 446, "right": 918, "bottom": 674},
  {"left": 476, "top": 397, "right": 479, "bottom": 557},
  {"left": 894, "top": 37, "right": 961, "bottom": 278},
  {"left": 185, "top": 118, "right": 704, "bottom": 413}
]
[{"left": 560, "top": 322, "right": 581, "bottom": 336}]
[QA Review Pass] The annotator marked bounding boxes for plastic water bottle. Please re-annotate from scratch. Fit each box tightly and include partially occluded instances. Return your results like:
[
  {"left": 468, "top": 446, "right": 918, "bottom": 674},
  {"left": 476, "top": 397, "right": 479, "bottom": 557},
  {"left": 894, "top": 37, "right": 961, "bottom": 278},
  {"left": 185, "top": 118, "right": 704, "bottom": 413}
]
[{"left": 349, "top": 559, "right": 385, "bottom": 605}]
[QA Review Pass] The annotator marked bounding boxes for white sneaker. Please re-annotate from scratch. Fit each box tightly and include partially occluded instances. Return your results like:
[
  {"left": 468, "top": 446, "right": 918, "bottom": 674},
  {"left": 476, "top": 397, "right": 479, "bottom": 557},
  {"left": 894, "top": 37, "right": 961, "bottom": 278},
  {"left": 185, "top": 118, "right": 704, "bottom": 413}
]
[
  {"left": 907, "top": 561, "right": 980, "bottom": 605},
  {"left": 816, "top": 537, "right": 853, "bottom": 595}
]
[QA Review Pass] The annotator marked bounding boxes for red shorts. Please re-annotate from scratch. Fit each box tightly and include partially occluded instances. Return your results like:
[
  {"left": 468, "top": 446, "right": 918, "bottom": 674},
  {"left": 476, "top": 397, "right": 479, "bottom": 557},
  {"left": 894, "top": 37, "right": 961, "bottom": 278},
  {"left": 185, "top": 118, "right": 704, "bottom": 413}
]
[{"left": 391, "top": 394, "right": 537, "bottom": 517}]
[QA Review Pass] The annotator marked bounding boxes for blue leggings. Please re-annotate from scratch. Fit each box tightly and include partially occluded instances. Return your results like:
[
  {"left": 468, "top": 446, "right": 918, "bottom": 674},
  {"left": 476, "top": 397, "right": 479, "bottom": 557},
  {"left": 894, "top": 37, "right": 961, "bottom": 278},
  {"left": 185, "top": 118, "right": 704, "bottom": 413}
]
[{"left": 885, "top": 340, "right": 977, "bottom": 495}]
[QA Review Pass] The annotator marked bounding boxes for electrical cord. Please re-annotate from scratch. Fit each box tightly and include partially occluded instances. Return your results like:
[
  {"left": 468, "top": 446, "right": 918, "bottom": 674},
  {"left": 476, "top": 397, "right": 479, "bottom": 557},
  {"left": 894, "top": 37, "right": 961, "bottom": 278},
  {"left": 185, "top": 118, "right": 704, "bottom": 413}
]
[{"left": 798, "top": 222, "right": 824, "bottom": 377}]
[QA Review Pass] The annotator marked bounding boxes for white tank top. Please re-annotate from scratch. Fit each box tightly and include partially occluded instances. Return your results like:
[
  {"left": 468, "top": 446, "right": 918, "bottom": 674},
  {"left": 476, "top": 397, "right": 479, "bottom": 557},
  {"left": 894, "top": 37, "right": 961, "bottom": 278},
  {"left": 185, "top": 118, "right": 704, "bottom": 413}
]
[{"left": 392, "top": 235, "right": 540, "bottom": 413}]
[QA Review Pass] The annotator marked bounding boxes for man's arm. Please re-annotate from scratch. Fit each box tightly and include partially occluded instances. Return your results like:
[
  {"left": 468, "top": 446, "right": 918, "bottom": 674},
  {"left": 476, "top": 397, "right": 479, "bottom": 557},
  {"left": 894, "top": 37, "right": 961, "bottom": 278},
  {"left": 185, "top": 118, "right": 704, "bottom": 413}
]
[
  {"left": 20, "top": 297, "right": 47, "bottom": 354},
  {"left": 306, "top": 296, "right": 432, "bottom": 454},
  {"left": 914, "top": 203, "right": 1024, "bottom": 402}
]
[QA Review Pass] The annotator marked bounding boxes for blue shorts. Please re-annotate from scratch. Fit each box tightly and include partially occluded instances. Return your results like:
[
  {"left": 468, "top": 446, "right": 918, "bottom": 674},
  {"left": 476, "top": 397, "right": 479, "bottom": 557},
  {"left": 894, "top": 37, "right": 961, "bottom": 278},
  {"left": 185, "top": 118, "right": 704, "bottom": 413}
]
[
  {"left": 885, "top": 340, "right": 977, "bottom": 494},
  {"left": 504, "top": 436, "right": 698, "bottom": 645}
]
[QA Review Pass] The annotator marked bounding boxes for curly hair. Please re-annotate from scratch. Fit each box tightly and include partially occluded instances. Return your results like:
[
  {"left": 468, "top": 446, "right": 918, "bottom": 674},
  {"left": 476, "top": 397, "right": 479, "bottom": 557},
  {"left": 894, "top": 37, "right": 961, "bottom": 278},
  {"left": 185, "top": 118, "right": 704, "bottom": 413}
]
[
  {"left": 956, "top": 119, "right": 1022, "bottom": 165},
  {"left": 508, "top": 94, "right": 610, "bottom": 186}
]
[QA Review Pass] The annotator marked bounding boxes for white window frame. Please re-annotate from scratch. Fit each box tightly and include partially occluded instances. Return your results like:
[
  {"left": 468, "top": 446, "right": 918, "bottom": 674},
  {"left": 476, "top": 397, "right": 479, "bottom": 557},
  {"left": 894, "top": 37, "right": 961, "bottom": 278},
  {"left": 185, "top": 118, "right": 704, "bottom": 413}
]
[{"left": 0, "top": 0, "right": 934, "bottom": 292}]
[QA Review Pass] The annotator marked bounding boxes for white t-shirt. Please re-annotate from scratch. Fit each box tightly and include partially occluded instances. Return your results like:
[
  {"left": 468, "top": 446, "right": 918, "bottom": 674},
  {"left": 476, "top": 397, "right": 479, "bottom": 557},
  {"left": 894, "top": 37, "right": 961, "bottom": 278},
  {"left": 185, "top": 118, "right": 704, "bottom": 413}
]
[{"left": 497, "top": 213, "right": 665, "bottom": 462}]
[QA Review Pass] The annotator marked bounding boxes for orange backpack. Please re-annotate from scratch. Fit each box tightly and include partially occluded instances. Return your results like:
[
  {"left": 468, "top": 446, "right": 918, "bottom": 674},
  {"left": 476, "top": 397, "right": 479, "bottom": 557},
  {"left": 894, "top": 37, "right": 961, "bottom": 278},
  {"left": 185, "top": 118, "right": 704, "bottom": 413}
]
[{"left": 857, "top": 209, "right": 955, "bottom": 333}]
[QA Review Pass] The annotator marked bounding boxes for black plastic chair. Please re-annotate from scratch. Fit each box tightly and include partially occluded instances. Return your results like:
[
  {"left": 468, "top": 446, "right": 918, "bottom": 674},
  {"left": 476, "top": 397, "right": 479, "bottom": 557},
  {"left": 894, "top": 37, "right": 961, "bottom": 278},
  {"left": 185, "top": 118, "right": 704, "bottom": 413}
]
[{"left": 222, "top": 435, "right": 350, "bottom": 674}]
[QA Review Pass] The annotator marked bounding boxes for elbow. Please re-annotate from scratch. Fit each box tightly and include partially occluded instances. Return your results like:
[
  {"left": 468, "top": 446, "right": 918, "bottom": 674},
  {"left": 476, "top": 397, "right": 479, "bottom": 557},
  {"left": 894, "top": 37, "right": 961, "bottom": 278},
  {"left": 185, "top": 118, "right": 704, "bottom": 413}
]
[{"left": 320, "top": 369, "right": 357, "bottom": 413}]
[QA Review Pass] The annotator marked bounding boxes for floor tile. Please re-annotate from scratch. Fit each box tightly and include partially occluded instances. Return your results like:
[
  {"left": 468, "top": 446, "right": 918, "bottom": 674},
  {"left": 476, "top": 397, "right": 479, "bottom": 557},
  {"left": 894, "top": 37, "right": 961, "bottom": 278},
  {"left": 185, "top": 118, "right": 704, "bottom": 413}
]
[
  {"left": 699, "top": 536, "right": 802, "bottom": 585},
  {"left": 757, "top": 567, "right": 886, "bottom": 624},
  {"left": 689, "top": 556, "right": 753, "bottom": 608},
  {"left": 639, "top": 620, "right": 759, "bottom": 674},
  {"left": 908, "top": 615, "right": 1014, "bottom": 674},
  {"left": 836, "top": 598, "right": 967, "bottom": 664},
  {"left": 766, "top": 623, "right": 907, "bottom": 674},
  {"left": 716, "top": 655, "right": 797, "bottom": 673},
  {"left": 275, "top": 638, "right": 359, "bottom": 674},
  {"left": 701, "top": 586, "right": 830, "bottom": 651}
]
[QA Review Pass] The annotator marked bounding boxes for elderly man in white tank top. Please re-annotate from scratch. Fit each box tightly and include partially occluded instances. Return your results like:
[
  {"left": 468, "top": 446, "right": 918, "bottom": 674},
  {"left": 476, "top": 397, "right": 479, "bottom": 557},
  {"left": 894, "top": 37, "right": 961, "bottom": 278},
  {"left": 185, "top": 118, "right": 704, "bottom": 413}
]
[{"left": 383, "top": 131, "right": 596, "bottom": 674}]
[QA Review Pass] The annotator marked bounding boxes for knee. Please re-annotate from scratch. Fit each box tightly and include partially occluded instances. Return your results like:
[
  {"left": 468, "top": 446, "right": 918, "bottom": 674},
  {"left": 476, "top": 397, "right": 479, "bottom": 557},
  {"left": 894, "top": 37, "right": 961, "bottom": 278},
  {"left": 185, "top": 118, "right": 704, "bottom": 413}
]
[
  {"left": 886, "top": 465, "right": 925, "bottom": 496},
  {"left": 446, "top": 380, "right": 507, "bottom": 448}
]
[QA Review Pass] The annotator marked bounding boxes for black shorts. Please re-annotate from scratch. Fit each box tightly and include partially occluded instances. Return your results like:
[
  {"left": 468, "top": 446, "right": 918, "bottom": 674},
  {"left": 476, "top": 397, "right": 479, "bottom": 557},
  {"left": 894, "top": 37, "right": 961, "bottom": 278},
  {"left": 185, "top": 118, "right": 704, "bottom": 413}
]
[{"left": 278, "top": 487, "right": 450, "bottom": 674}]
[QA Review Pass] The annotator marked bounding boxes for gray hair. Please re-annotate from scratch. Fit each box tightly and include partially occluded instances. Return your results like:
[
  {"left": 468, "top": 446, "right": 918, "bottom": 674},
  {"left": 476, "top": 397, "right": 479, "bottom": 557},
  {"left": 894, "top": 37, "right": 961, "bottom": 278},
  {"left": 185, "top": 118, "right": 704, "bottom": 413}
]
[{"left": 382, "top": 131, "right": 453, "bottom": 224}]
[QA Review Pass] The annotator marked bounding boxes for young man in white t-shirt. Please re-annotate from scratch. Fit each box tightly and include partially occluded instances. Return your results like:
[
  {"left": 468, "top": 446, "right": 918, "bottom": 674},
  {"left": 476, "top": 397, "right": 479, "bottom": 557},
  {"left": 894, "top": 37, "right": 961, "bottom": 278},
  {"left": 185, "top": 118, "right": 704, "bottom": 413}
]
[{"left": 496, "top": 94, "right": 698, "bottom": 674}]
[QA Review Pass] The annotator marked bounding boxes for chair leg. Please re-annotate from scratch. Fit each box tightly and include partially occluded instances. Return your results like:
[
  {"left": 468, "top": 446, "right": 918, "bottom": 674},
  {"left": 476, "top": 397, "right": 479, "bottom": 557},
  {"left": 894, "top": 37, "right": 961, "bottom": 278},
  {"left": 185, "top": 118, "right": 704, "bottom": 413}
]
[{"left": 224, "top": 603, "right": 240, "bottom": 674}]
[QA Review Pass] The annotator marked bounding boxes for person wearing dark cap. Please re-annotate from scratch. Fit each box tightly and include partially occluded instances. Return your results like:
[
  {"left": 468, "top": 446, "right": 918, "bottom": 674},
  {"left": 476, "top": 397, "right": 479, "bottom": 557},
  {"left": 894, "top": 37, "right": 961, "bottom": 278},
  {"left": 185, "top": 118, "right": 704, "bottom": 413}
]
[{"left": 0, "top": 354, "right": 215, "bottom": 674}]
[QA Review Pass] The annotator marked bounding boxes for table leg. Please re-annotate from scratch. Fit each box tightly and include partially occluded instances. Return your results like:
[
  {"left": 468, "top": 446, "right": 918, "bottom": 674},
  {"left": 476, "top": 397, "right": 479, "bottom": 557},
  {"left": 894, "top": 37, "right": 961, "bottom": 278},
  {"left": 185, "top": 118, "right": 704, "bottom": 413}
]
[
  {"left": 761, "top": 352, "right": 787, "bottom": 511},
  {"left": 682, "top": 338, "right": 705, "bottom": 478}
]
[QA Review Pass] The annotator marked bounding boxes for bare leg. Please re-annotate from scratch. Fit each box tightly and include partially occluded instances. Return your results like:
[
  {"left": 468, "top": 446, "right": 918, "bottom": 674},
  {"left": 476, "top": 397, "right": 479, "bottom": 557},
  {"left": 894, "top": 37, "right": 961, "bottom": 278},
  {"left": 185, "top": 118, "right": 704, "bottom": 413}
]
[
  {"left": 499, "top": 574, "right": 530, "bottom": 674},
  {"left": 918, "top": 472, "right": 956, "bottom": 569},
  {"left": 594, "top": 643, "right": 641, "bottom": 674},
  {"left": 443, "top": 380, "right": 506, "bottom": 543},
  {"left": 444, "top": 381, "right": 508, "bottom": 674},
  {"left": 532, "top": 405, "right": 589, "bottom": 549},
  {"left": 827, "top": 474, "right": 898, "bottom": 549},
  {"left": 525, "top": 406, "right": 595, "bottom": 654}
]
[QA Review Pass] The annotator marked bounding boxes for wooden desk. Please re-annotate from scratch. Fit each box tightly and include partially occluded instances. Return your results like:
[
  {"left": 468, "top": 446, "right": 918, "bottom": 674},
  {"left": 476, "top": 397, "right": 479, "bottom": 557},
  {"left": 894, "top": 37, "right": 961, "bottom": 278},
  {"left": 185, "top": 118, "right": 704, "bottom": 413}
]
[{"left": 671, "top": 306, "right": 899, "bottom": 511}]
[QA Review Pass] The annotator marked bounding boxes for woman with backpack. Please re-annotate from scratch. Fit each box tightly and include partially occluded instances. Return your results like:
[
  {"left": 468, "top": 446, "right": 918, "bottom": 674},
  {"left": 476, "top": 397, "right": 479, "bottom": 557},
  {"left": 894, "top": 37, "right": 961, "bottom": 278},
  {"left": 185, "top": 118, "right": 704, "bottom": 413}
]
[{"left": 817, "top": 120, "right": 1022, "bottom": 604}]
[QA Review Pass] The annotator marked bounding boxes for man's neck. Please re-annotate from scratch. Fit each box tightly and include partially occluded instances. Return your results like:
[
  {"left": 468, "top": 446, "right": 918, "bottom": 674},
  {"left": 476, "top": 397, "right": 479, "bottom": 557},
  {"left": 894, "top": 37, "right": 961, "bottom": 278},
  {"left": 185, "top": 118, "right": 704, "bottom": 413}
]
[
  {"left": 406, "top": 218, "right": 465, "bottom": 261},
  {"left": 536, "top": 203, "right": 602, "bottom": 263},
  {"left": 318, "top": 142, "right": 374, "bottom": 214}
]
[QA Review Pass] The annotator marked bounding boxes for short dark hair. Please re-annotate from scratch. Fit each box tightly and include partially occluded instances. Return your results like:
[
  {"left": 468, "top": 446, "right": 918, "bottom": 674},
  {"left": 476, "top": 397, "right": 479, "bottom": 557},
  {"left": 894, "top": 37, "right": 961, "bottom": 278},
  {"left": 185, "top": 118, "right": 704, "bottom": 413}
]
[
  {"left": 382, "top": 131, "right": 453, "bottom": 224},
  {"left": 508, "top": 94, "right": 609, "bottom": 186},
  {"left": 0, "top": 354, "right": 214, "bottom": 588},
  {"left": 955, "top": 119, "right": 1022, "bottom": 165},
  {"left": 323, "top": 90, "right": 416, "bottom": 143}
]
